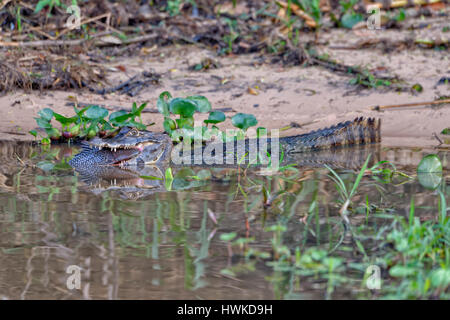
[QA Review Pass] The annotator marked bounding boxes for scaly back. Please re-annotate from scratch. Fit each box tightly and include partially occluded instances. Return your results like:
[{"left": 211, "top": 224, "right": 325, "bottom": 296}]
[{"left": 280, "top": 117, "right": 381, "bottom": 154}]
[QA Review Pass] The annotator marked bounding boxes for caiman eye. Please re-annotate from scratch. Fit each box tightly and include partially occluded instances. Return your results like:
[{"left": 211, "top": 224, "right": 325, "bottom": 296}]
[{"left": 129, "top": 128, "right": 140, "bottom": 136}]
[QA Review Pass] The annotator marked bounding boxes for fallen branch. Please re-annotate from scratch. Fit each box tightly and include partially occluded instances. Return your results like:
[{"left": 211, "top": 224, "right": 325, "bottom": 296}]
[
  {"left": 0, "top": 31, "right": 112, "bottom": 47},
  {"left": 372, "top": 99, "right": 450, "bottom": 111},
  {"left": 0, "top": 31, "right": 159, "bottom": 48},
  {"left": 365, "top": 0, "right": 443, "bottom": 9}
]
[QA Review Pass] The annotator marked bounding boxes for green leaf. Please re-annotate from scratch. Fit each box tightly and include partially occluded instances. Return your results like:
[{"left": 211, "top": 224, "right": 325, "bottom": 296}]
[
  {"left": 341, "top": 12, "right": 364, "bottom": 29},
  {"left": 204, "top": 111, "right": 226, "bottom": 124},
  {"left": 38, "top": 108, "right": 54, "bottom": 121},
  {"left": 417, "top": 172, "right": 443, "bottom": 190},
  {"left": 109, "top": 110, "right": 131, "bottom": 123},
  {"left": 186, "top": 95, "right": 212, "bottom": 113},
  {"left": 139, "top": 175, "right": 163, "bottom": 181},
  {"left": 257, "top": 127, "right": 267, "bottom": 138},
  {"left": 176, "top": 117, "right": 194, "bottom": 129},
  {"left": 53, "top": 112, "right": 77, "bottom": 125},
  {"left": 231, "top": 113, "right": 257, "bottom": 131},
  {"left": 35, "top": 117, "right": 52, "bottom": 129},
  {"left": 99, "top": 119, "right": 113, "bottom": 131},
  {"left": 85, "top": 105, "right": 108, "bottom": 120},
  {"left": 163, "top": 118, "right": 176, "bottom": 133},
  {"left": 34, "top": 0, "right": 51, "bottom": 13},
  {"left": 29, "top": 130, "right": 37, "bottom": 137},
  {"left": 36, "top": 161, "right": 55, "bottom": 171},
  {"left": 195, "top": 169, "right": 212, "bottom": 180},
  {"left": 430, "top": 269, "right": 450, "bottom": 287},
  {"left": 165, "top": 168, "right": 173, "bottom": 190},
  {"left": 441, "top": 128, "right": 450, "bottom": 135},
  {"left": 169, "top": 98, "right": 197, "bottom": 117},
  {"left": 417, "top": 154, "right": 442, "bottom": 173},
  {"left": 411, "top": 83, "right": 423, "bottom": 93},
  {"left": 134, "top": 102, "right": 147, "bottom": 116},
  {"left": 157, "top": 91, "right": 172, "bottom": 116},
  {"left": 220, "top": 232, "right": 237, "bottom": 242},
  {"left": 127, "top": 119, "right": 147, "bottom": 130},
  {"left": 389, "top": 265, "right": 417, "bottom": 277}
]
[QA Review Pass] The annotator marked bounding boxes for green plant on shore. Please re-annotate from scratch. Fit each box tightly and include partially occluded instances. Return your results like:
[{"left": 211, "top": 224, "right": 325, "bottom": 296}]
[
  {"left": 337, "top": 0, "right": 364, "bottom": 29},
  {"left": 30, "top": 102, "right": 150, "bottom": 144},
  {"left": 30, "top": 91, "right": 261, "bottom": 145},
  {"left": 349, "top": 69, "right": 393, "bottom": 88},
  {"left": 221, "top": 17, "right": 239, "bottom": 55},
  {"left": 157, "top": 91, "right": 259, "bottom": 144}
]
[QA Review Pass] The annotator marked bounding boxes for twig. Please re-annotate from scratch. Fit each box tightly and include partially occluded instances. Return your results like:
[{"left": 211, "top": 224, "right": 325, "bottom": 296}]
[
  {"left": 0, "top": 31, "right": 112, "bottom": 47},
  {"left": 365, "top": 0, "right": 442, "bottom": 9},
  {"left": 432, "top": 133, "right": 444, "bottom": 146},
  {"left": 372, "top": 99, "right": 450, "bottom": 111},
  {"left": 55, "top": 13, "right": 111, "bottom": 39}
]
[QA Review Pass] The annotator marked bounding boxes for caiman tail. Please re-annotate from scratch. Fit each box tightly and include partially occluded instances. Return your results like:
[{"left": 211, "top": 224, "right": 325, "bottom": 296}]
[{"left": 280, "top": 117, "right": 381, "bottom": 153}]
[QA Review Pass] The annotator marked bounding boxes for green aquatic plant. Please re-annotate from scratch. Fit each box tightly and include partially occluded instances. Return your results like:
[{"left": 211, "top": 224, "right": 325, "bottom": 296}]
[
  {"left": 31, "top": 101, "right": 150, "bottom": 143},
  {"left": 31, "top": 91, "right": 262, "bottom": 146},
  {"left": 325, "top": 155, "right": 371, "bottom": 222}
]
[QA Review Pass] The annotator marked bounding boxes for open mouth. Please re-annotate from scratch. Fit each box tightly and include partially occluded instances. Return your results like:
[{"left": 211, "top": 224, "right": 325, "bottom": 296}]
[{"left": 89, "top": 141, "right": 155, "bottom": 166}]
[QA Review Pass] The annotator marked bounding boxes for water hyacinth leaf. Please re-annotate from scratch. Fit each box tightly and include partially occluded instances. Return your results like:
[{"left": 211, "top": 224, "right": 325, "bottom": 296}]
[
  {"left": 127, "top": 119, "right": 147, "bottom": 130},
  {"left": 169, "top": 98, "right": 197, "bottom": 117},
  {"left": 38, "top": 108, "right": 54, "bottom": 121},
  {"left": 417, "top": 154, "right": 442, "bottom": 173},
  {"left": 417, "top": 172, "right": 442, "bottom": 190},
  {"left": 163, "top": 118, "right": 176, "bottom": 133},
  {"left": 29, "top": 130, "right": 37, "bottom": 137},
  {"left": 99, "top": 119, "right": 114, "bottom": 131},
  {"left": 85, "top": 105, "right": 108, "bottom": 120},
  {"left": 74, "top": 106, "right": 90, "bottom": 117},
  {"left": 53, "top": 162, "right": 73, "bottom": 171},
  {"left": 174, "top": 168, "right": 195, "bottom": 178},
  {"left": 157, "top": 91, "right": 172, "bottom": 116},
  {"left": 176, "top": 117, "right": 194, "bottom": 129},
  {"left": 341, "top": 12, "right": 364, "bottom": 29},
  {"left": 36, "top": 161, "right": 55, "bottom": 171},
  {"left": 196, "top": 169, "right": 212, "bottom": 180},
  {"left": 109, "top": 110, "right": 132, "bottom": 124},
  {"left": 231, "top": 113, "right": 257, "bottom": 130},
  {"left": 186, "top": 95, "right": 212, "bottom": 113},
  {"left": 53, "top": 112, "right": 78, "bottom": 125},
  {"left": 204, "top": 111, "right": 226, "bottom": 124},
  {"left": 35, "top": 117, "right": 52, "bottom": 129}
]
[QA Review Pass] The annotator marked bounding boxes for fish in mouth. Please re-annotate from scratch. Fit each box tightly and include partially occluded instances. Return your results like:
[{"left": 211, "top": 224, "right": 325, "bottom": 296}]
[{"left": 69, "top": 127, "right": 173, "bottom": 167}]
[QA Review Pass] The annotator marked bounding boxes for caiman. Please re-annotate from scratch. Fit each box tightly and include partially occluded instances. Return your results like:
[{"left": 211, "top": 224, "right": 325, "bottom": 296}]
[
  {"left": 68, "top": 117, "right": 381, "bottom": 199},
  {"left": 69, "top": 117, "right": 381, "bottom": 169}
]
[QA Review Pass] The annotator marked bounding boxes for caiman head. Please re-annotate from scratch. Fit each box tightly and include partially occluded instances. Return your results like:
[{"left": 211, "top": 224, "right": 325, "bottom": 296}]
[{"left": 73, "top": 126, "right": 173, "bottom": 167}]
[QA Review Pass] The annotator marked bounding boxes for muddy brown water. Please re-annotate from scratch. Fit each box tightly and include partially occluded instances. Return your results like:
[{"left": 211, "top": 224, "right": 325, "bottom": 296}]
[{"left": 0, "top": 141, "right": 448, "bottom": 299}]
